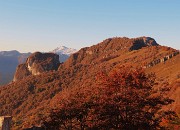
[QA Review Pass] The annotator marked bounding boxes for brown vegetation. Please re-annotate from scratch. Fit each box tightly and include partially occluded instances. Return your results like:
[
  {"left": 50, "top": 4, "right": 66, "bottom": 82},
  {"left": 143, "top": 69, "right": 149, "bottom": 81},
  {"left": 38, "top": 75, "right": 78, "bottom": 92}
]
[
  {"left": 44, "top": 66, "right": 176, "bottom": 130},
  {"left": 0, "top": 37, "right": 179, "bottom": 129}
]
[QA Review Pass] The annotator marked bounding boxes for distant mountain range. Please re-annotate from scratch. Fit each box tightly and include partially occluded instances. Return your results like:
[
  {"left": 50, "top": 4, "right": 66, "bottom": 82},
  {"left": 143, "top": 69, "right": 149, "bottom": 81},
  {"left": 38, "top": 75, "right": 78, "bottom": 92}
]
[
  {"left": 0, "top": 50, "right": 31, "bottom": 85},
  {"left": 0, "top": 46, "right": 77, "bottom": 86},
  {"left": 51, "top": 46, "right": 77, "bottom": 56},
  {"left": 0, "top": 37, "right": 179, "bottom": 129}
]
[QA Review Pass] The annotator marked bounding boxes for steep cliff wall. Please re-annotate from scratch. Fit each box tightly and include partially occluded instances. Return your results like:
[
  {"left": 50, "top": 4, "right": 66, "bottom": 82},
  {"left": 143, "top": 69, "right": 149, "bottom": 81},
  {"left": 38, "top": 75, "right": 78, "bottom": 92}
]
[{"left": 13, "top": 52, "right": 60, "bottom": 81}]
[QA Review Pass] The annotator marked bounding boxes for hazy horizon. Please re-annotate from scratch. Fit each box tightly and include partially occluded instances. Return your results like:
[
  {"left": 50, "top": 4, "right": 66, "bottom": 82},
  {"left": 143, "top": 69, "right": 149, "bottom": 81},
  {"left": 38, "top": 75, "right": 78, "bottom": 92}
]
[{"left": 0, "top": 0, "right": 180, "bottom": 53}]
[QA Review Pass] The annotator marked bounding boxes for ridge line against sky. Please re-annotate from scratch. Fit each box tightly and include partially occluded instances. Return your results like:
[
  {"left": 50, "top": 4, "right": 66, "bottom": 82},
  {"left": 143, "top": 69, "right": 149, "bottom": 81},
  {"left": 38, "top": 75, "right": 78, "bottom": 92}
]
[{"left": 0, "top": 0, "right": 180, "bottom": 53}]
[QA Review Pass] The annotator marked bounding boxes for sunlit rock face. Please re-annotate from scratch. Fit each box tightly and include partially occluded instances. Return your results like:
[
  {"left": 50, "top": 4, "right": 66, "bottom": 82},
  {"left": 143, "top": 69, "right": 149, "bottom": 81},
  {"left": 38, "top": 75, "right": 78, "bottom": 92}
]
[
  {"left": 0, "top": 116, "right": 12, "bottom": 130},
  {"left": 13, "top": 52, "right": 60, "bottom": 81},
  {"left": 13, "top": 64, "right": 31, "bottom": 81}
]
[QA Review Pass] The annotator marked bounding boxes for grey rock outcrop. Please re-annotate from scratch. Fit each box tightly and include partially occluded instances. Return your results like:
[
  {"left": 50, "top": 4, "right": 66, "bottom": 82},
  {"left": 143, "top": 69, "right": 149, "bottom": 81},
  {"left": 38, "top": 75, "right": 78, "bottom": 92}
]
[
  {"left": 145, "top": 51, "right": 180, "bottom": 68},
  {"left": 13, "top": 52, "right": 60, "bottom": 81},
  {"left": 130, "top": 37, "right": 158, "bottom": 50}
]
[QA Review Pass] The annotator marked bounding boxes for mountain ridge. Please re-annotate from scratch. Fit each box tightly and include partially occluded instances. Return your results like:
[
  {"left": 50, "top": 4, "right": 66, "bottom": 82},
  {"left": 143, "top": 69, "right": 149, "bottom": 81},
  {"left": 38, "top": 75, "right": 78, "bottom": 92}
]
[
  {"left": 0, "top": 51, "right": 31, "bottom": 85},
  {"left": 0, "top": 46, "right": 76, "bottom": 86},
  {"left": 0, "top": 36, "right": 179, "bottom": 129}
]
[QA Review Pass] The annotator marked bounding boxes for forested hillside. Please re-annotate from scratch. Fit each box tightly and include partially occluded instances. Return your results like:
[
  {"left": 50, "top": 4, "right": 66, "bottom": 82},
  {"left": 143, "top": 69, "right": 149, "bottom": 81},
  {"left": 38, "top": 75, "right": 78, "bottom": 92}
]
[{"left": 0, "top": 37, "right": 179, "bottom": 129}]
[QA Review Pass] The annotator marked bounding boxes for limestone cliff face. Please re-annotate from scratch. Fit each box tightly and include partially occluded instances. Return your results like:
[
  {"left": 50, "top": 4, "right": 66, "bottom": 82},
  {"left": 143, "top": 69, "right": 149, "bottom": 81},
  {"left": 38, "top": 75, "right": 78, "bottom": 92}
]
[
  {"left": 13, "top": 64, "right": 31, "bottom": 81},
  {"left": 141, "top": 37, "right": 158, "bottom": 46},
  {"left": 130, "top": 37, "right": 158, "bottom": 50},
  {"left": 13, "top": 52, "right": 60, "bottom": 81}
]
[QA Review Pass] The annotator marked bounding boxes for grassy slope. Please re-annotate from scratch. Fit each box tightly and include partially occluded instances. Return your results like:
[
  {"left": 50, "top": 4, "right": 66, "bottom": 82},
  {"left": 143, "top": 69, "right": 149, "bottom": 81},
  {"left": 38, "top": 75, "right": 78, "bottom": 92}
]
[
  {"left": 146, "top": 54, "right": 180, "bottom": 113},
  {"left": 0, "top": 37, "right": 179, "bottom": 129}
]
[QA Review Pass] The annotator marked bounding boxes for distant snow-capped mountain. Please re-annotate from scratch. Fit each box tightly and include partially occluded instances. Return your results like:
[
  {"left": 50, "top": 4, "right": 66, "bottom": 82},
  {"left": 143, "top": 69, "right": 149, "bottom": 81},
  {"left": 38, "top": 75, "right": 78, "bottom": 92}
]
[
  {"left": 52, "top": 46, "right": 77, "bottom": 56},
  {"left": 51, "top": 46, "right": 77, "bottom": 62},
  {"left": 0, "top": 46, "right": 77, "bottom": 86}
]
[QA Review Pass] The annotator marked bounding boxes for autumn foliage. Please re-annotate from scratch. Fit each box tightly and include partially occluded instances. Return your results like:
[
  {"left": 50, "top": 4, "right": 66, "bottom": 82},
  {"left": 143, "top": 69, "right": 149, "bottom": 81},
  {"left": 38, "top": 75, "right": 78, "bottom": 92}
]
[
  {"left": 43, "top": 66, "right": 176, "bottom": 130},
  {"left": 0, "top": 37, "right": 179, "bottom": 129}
]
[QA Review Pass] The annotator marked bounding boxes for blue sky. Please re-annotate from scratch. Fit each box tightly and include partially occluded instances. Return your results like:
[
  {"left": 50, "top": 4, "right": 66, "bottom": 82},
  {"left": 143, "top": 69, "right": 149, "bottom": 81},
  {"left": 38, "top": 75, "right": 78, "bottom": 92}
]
[{"left": 0, "top": 0, "right": 179, "bottom": 52}]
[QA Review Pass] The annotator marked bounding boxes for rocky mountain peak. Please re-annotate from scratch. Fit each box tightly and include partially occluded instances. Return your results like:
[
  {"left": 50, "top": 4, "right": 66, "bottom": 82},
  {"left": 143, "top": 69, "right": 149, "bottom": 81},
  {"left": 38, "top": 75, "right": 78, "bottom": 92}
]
[
  {"left": 63, "top": 37, "right": 159, "bottom": 68},
  {"left": 1, "top": 37, "right": 179, "bottom": 129},
  {"left": 138, "top": 36, "right": 158, "bottom": 46},
  {"left": 130, "top": 36, "right": 158, "bottom": 50},
  {"left": 13, "top": 52, "right": 60, "bottom": 81},
  {"left": 52, "top": 46, "right": 77, "bottom": 56},
  {"left": 51, "top": 46, "right": 77, "bottom": 62}
]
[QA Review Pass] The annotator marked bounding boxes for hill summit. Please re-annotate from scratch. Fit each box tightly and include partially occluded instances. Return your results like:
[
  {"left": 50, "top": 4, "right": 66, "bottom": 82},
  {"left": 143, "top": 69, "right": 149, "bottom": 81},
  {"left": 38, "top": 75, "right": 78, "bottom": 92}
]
[
  {"left": 13, "top": 52, "right": 60, "bottom": 81},
  {"left": 0, "top": 36, "right": 179, "bottom": 129}
]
